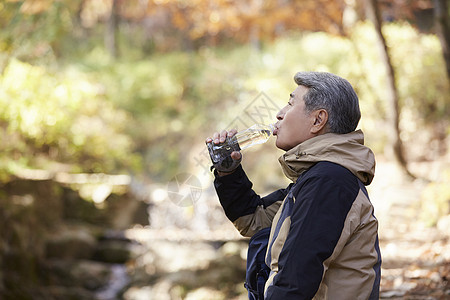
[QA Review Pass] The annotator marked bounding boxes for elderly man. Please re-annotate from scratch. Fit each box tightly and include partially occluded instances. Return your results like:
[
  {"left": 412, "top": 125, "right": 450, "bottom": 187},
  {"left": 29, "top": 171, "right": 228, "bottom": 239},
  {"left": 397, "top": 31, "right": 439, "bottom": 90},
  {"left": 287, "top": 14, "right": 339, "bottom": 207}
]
[{"left": 207, "top": 71, "right": 381, "bottom": 299}]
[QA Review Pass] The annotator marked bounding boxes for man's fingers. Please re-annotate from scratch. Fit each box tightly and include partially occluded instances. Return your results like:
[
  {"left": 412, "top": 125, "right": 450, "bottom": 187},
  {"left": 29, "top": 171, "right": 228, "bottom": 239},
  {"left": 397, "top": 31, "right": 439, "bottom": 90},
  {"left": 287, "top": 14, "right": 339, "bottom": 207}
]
[
  {"left": 229, "top": 129, "right": 238, "bottom": 137},
  {"left": 207, "top": 129, "right": 238, "bottom": 145},
  {"left": 212, "top": 132, "right": 220, "bottom": 144},
  {"left": 231, "top": 151, "right": 241, "bottom": 160},
  {"left": 219, "top": 130, "right": 228, "bottom": 143}
]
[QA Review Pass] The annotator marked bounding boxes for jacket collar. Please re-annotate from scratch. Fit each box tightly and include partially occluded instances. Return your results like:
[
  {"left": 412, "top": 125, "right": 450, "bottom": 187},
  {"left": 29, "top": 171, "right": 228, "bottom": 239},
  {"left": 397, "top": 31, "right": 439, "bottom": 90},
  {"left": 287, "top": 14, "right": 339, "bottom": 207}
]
[{"left": 278, "top": 130, "right": 376, "bottom": 185}]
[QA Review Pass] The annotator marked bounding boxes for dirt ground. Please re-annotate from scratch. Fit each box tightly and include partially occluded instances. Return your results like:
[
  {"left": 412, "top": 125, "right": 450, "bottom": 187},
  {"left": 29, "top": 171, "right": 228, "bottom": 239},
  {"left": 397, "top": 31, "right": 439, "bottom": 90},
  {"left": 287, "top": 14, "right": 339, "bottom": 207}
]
[{"left": 369, "top": 160, "right": 450, "bottom": 299}]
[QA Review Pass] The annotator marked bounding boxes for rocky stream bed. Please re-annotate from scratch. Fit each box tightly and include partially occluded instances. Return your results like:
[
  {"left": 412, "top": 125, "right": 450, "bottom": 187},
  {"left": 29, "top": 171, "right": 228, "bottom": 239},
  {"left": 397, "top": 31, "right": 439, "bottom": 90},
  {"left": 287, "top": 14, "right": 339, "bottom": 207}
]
[{"left": 0, "top": 160, "right": 449, "bottom": 299}]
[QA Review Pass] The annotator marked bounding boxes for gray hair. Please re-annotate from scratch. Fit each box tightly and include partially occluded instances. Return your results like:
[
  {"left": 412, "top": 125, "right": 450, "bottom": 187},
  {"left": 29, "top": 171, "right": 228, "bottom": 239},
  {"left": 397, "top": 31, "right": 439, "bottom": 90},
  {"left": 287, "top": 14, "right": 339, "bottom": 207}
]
[{"left": 294, "top": 71, "right": 361, "bottom": 134}]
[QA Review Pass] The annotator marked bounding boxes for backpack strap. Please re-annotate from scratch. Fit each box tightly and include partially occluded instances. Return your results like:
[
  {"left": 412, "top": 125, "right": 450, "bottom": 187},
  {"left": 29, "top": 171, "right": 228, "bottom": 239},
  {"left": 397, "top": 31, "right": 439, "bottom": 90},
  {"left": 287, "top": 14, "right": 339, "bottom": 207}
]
[{"left": 244, "top": 227, "right": 271, "bottom": 300}]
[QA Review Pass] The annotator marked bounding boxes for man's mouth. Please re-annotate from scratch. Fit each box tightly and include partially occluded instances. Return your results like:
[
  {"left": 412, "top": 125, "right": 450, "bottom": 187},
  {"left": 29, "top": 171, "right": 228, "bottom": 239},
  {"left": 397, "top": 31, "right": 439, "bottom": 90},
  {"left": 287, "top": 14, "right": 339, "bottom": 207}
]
[{"left": 273, "top": 124, "right": 279, "bottom": 136}]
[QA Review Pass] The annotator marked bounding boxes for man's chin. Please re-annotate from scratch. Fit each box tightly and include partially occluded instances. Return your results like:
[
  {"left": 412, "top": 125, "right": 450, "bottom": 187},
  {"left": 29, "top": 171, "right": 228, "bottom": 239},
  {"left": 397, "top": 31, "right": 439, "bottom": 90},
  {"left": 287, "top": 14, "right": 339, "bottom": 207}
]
[{"left": 275, "top": 139, "right": 290, "bottom": 152}]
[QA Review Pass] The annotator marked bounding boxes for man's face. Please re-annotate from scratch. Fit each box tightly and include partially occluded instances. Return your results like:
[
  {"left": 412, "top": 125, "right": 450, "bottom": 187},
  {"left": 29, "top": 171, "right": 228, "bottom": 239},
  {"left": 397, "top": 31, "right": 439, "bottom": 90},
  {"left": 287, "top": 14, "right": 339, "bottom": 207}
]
[{"left": 274, "top": 85, "right": 316, "bottom": 151}]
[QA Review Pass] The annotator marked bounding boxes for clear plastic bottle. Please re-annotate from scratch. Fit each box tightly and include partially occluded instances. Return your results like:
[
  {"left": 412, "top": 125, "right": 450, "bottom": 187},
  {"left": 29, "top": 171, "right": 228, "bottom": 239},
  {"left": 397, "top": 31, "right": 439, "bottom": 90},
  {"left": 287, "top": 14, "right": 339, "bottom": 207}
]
[
  {"left": 233, "top": 124, "right": 275, "bottom": 150},
  {"left": 207, "top": 124, "right": 274, "bottom": 171}
]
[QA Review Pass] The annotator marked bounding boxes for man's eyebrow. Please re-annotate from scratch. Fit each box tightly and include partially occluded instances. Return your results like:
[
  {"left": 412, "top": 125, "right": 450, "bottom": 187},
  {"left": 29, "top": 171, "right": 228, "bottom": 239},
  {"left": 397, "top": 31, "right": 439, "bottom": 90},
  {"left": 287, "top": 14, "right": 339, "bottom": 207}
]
[{"left": 289, "top": 93, "right": 294, "bottom": 98}]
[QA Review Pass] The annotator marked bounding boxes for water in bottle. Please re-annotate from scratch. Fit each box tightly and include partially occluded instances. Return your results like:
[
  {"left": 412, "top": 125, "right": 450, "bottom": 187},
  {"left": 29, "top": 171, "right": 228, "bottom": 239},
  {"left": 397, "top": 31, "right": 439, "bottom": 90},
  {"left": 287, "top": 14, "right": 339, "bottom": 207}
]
[{"left": 206, "top": 124, "right": 274, "bottom": 170}]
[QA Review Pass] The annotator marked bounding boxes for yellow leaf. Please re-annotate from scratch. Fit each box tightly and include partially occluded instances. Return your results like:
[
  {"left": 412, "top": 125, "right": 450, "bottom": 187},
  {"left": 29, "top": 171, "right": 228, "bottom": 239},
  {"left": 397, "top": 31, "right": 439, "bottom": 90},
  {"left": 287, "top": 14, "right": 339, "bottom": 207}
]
[{"left": 20, "top": 0, "right": 54, "bottom": 15}]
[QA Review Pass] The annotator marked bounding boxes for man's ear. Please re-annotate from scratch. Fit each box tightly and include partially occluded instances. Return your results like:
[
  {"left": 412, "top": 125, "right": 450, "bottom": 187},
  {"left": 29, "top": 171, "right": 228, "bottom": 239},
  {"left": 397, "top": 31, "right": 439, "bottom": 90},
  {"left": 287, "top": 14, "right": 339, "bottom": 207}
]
[{"left": 311, "top": 109, "right": 328, "bottom": 134}]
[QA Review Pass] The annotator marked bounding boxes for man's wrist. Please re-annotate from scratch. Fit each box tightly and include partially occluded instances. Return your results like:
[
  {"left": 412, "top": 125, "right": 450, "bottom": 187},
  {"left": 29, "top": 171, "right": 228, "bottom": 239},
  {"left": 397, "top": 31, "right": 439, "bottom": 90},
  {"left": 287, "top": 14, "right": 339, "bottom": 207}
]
[{"left": 217, "top": 169, "right": 237, "bottom": 177}]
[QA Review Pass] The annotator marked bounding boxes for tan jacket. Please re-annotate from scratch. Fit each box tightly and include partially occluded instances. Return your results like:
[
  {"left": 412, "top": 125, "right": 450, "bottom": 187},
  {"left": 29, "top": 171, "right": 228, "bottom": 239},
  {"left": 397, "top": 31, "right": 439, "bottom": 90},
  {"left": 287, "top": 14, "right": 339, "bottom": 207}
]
[{"left": 217, "top": 130, "right": 381, "bottom": 299}]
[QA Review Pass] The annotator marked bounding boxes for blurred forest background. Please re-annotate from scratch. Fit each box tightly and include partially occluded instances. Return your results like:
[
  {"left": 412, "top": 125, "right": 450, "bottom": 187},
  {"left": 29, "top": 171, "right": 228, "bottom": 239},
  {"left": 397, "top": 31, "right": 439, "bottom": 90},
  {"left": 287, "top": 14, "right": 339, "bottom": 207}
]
[{"left": 0, "top": 0, "right": 449, "bottom": 299}]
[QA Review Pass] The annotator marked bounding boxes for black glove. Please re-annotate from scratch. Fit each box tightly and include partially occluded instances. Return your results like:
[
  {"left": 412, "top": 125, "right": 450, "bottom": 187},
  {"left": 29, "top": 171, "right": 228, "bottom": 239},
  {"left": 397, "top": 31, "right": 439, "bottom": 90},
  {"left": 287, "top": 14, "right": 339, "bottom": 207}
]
[{"left": 206, "top": 136, "right": 242, "bottom": 173}]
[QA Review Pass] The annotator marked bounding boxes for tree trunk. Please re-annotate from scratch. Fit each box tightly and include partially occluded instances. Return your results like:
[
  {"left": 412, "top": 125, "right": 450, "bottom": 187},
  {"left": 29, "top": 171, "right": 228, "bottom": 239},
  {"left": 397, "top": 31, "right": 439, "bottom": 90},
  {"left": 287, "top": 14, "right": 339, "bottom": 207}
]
[
  {"left": 105, "top": 0, "right": 119, "bottom": 58},
  {"left": 434, "top": 0, "right": 450, "bottom": 81},
  {"left": 365, "top": 0, "right": 413, "bottom": 178}
]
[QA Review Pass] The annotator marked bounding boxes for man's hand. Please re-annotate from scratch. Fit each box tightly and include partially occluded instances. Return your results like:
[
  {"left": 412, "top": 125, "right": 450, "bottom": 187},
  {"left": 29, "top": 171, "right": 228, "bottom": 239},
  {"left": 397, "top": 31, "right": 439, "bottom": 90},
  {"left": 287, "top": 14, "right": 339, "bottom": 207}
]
[{"left": 206, "top": 129, "right": 242, "bottom": 176}]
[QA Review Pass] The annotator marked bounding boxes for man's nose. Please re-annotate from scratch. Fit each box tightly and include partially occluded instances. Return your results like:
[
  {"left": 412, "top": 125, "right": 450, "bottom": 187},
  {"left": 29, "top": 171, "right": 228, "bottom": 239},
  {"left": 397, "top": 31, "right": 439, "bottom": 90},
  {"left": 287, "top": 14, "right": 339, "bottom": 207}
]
[{"left": 276, "top": 107, "right": 285, "bottom": 120}]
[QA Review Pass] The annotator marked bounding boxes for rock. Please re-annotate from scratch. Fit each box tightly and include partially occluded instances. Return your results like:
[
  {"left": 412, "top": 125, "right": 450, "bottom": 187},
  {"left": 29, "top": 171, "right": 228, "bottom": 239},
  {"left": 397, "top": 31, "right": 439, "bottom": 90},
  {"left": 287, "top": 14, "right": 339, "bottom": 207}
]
[
  {"left": 104, "top": 193, "right": 149, "bottom": 230},
  {"left": 44, "top": 286, "right": 97, "bottom": 300},
  {"left": 45, "top": 226, "right": 97, "bottom": 260},
  {"left": 141, "top": 240, "right": 217, "bottom": 274},
  {"left": 184, "top": 287, "right": 227, "bottom": 300},
  {"left": 437, "top": 214, "right": 450, "bottom": 237},
  {"left": 93, "top": 230, "right": 142, "bottom": 264},
  {"left": 122, "top": 285, "right": 154, "bottom": 300},
  {"left": 0, "top": 176, "right": 147, "bottom": 299},
  {"left": 62, "top": 187, "right": 106, "bottom": 225},
  {"left": 40, "top": 259, "right": 112, "bottom": 291},
  {"left": 94, "top": 239, "right": 135, "bottom": 264}
]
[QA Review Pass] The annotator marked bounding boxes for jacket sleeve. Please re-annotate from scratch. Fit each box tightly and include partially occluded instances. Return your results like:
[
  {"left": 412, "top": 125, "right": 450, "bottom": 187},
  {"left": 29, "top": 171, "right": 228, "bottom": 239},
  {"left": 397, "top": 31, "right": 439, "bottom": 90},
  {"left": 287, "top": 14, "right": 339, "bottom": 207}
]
[
  {"left": 265, "top": 164, "right": 359, "bottom": 299},
  {"left": 214, "top": 165, "right": 290, "bottom": 237}
]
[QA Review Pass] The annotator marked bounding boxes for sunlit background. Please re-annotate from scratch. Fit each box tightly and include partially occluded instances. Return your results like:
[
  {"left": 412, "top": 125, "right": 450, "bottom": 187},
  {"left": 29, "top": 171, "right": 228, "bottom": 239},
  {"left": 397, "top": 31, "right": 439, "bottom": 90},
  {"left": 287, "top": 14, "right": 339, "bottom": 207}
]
[{"left": 0, "top": 0, "right": 449, "bottom": 299}]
